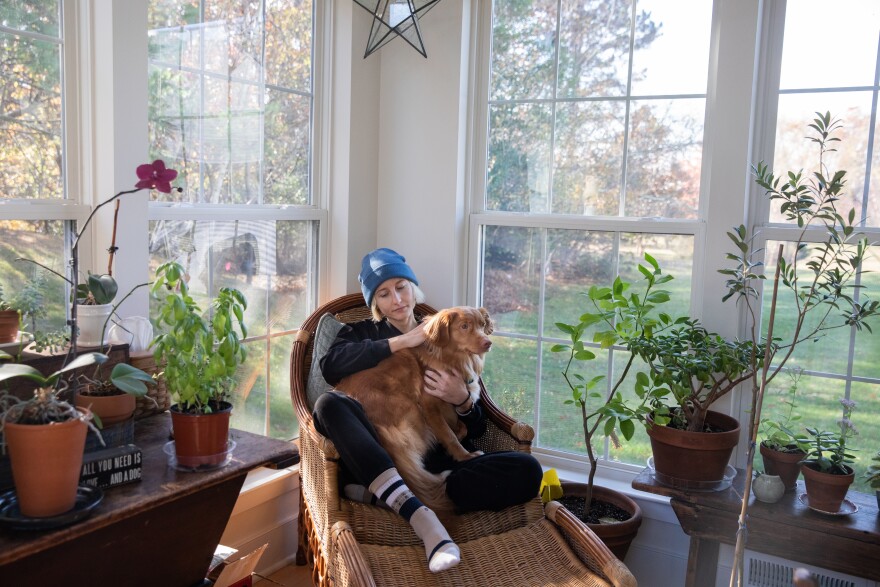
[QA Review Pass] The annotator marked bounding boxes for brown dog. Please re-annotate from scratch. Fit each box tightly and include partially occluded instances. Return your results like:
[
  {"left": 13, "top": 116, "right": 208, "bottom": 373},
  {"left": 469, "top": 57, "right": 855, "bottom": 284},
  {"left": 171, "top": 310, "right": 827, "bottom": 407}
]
[{"left": 335, "top": 306, "right": 494, "bottom": 513}]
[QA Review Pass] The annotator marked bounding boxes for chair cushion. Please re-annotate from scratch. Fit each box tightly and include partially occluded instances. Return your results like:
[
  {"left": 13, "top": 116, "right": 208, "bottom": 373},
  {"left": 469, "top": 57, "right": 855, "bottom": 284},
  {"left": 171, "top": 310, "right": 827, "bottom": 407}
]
[{"left": 306, "top": 312, "right": 344, "bottom": 410}]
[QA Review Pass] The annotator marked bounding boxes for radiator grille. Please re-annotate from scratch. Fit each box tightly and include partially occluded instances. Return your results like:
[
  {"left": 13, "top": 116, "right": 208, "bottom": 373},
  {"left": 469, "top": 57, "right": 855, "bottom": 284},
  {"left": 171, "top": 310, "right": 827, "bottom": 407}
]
[{"left": 745, "top": 552, "right": 866, "bottom": 587}]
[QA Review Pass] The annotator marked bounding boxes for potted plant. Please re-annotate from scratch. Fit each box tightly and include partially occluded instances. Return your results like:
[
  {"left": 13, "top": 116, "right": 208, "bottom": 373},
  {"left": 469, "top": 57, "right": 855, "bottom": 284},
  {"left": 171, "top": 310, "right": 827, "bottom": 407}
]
[
  {"left": 551, "top": 259, "right": 680, "bottom": 559},
  {"left": 567, "top": 258, "right": 756, "bottom": 489},
  {"left": 587, "top": 114, "right": 876, "bottom": 490},
  {"left": 864, "top": 450, "right": 880, "bottom": 509},
  {"left": 149, "top": 261, "right": 248, "bottom": 468},
  {"left": 799, "top": 398, "right": 859, "bottom": 513},
  {"left": 74, "top": 361, "right": 157, "bottom": 427},
  {"left": 0, "top": 351, "right": 153, "bottom": 517},
  {"left": 0, "top": 285, "right": 24, "bottom": 344},
  {"left": 758, "top": 369, "right": 810, "bottom": 491}
]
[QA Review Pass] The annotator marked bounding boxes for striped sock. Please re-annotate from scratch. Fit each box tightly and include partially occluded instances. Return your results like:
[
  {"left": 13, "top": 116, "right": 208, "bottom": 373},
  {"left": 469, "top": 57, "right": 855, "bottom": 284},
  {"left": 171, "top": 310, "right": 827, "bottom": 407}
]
[{"left": 369, "top": 468, "right": 460, "bottom": 573}]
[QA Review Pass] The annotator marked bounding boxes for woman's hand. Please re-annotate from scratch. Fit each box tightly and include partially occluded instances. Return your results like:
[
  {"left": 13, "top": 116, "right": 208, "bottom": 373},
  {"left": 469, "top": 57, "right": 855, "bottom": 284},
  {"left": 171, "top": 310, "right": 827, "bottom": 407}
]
[
  {"left": 423, "top": 368, "right": 470, "bottom": 407},
  {"left": 388, "top": 323, "right": 426, "bottom": 353}
]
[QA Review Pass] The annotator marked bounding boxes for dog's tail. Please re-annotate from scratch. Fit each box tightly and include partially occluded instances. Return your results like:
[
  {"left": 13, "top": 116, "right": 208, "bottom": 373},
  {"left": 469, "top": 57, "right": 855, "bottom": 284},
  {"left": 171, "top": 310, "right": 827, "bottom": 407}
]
[{"left": 392, "top": 448, "right": 456, "bottom": 516}]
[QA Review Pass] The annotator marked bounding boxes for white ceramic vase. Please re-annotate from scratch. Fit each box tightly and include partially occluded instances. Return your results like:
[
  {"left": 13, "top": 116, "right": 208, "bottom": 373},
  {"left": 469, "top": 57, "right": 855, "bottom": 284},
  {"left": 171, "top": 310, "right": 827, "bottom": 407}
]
[{"left": 753, "top": 473, "right": 786, "bottom": 503}]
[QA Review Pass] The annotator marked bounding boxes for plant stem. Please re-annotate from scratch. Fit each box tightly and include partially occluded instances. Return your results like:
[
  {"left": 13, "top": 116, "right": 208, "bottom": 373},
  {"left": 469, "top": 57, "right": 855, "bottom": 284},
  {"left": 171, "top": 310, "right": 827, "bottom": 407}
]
[
  {"left": 730, "top": 244, "right": 784, "bottom": 587},
  {"left": 108, "top": 199, "right": 120, "bottom": 276}
]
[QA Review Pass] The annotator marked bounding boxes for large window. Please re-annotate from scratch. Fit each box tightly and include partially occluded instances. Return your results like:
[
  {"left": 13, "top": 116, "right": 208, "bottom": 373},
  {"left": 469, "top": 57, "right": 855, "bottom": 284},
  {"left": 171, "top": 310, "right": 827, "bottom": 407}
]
[
  {"left": 147, "top": 0, "right": 318, "bottom": 440},
  {"left": 475, "top": 0, "right": 711, "bottom": 471},
  {"left": 0, "top": 1, "right": 77, "bottom": 343}
]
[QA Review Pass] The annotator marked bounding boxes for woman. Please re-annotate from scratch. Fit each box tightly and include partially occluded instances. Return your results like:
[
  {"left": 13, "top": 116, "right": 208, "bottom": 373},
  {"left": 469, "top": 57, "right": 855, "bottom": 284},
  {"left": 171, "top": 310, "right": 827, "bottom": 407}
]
[{"left": 312, "top": 247, "right": 542, "bottom": 573}]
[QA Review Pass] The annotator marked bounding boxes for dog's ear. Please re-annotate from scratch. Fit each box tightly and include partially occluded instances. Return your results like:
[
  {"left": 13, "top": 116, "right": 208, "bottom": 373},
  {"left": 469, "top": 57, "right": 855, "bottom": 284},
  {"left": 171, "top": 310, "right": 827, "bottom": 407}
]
[
  {"left": 424, "top": 310, "right": 454, "bottom": 346},
  {"left": 479, "top": 307, "right": 494, "bottom": 335}
]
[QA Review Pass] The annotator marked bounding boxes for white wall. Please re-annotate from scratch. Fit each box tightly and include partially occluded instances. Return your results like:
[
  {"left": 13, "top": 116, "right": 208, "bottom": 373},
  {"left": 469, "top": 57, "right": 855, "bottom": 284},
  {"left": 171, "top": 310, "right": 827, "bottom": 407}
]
[{"left": 371, "top": 1, "right": 471, "bottom": 309}]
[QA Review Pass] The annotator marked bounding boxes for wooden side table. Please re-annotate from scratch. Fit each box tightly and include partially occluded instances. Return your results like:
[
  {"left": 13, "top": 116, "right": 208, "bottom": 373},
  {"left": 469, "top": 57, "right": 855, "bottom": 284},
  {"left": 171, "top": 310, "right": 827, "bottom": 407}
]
[
  {"left": 632, "top": 467, "right": 880, "bottom": 586},
  {"left": 0, "top": 413, "right": 299, "bottom": 586}
]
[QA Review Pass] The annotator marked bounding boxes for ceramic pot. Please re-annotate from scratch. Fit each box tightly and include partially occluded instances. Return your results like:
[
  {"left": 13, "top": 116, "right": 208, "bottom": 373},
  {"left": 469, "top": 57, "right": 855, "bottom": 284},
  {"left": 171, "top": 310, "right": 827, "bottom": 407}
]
[
  {"left": 647, "top": 410, "right": 740, "bottom": 488},
  {"left": 4, "top": 408, "right": 90, "bottom": 517},
  {"left": 759, "top": 442, "right": 805, "bottom": 491},
  {"left": 76, "top": 303, "right": 113, "bottom": 347},
  {"left": 170, "top": 401, "right": 232, "bottom": 467},
  {"left": 801, "top": 463, "right": 854, "bottom": 513},
  {"left": 0, "top": 309, "right": 20, "bottom": 343},
  {"left": 752, "top": 474, "right": 785, "bottom": 503},
  {"left": 559, "top": 481, "right": 643, "bottom": 561},
  {"left": 75, "top": 389, "right": 136, "bottom": 426}
]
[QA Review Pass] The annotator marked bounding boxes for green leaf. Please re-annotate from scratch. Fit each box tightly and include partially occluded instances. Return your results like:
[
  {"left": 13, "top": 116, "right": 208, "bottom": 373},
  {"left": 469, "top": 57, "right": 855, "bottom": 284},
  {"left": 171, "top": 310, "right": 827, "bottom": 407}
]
[
  {"left": 87, "top": 273, "right": 118, "bottom": 305},
  {"left": 619, "top": 418, "right": 635, "bottom": 441},
  {"left": 109, "top": 362, "right": 156, "bottom": 396}
]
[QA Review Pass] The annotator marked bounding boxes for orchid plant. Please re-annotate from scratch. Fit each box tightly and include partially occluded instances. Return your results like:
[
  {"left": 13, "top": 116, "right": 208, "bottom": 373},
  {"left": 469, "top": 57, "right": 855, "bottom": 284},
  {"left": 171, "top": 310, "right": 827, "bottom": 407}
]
[{"left": 18, "top": 160, "right": 179, "bottom": 352}]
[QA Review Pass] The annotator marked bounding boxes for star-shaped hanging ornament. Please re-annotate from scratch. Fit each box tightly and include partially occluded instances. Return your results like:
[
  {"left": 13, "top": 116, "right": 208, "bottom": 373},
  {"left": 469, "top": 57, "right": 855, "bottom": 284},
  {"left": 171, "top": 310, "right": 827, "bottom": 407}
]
[{"left": 352, "top": 0, "right": 443, "bottom": 58}]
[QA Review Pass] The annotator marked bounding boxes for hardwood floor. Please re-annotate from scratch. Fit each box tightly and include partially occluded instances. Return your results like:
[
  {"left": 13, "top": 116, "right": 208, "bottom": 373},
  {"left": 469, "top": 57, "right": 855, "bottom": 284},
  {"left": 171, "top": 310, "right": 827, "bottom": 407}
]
[{"left": 254, "top": 562, "right": 313, "bottom": 586}]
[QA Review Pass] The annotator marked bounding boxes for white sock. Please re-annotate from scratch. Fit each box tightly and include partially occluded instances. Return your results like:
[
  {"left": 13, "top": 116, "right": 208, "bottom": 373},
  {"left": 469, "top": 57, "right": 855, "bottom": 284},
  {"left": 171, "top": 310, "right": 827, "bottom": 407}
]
[
  {"left": 369, "top": 468, "right": 460, "bottom": 573},
  {"left": 410, "top": 505, "right": 461, "bottom": 572}
]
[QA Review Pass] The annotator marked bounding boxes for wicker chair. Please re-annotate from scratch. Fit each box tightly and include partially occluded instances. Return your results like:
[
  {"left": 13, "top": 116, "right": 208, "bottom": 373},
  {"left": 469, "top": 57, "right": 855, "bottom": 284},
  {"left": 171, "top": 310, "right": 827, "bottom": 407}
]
[{"left": 290, "top": 293, "right": 637, "bottom": 587}]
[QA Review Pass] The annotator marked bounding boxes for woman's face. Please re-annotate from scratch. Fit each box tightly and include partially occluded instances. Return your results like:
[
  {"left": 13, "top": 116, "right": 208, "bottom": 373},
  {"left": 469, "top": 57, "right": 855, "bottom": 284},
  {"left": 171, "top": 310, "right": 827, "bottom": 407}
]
[{"left": 374, "top": 278, "right": 415, "bottom": 322}]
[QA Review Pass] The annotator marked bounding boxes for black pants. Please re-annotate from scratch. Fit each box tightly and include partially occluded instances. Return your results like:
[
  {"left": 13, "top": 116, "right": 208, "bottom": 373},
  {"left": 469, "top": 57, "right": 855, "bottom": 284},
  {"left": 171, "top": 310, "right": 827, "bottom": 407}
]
[{"left": 312, "top": 391, "right": 543, "bottom": 513}]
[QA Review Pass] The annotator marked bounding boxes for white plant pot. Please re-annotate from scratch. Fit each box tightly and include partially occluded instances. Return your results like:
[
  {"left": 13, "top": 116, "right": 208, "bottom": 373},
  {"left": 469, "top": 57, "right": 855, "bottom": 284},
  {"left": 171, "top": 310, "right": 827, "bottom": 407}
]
[
  {"left": 76, "top": 303, "right": 114, "bottom": 347},
  {"left": 752, "top": 474, "right": 786, "bottom": 503}
]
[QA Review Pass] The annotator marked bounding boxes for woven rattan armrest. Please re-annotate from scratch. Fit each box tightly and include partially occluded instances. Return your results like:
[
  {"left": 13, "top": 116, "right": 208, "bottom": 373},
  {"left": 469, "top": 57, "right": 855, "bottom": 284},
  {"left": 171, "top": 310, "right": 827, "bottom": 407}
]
[
  {"left": 545, "top": 501, "right": 637, "bottom": 587},
  {"left": 330, "top": 521, "right": 377, "bottom": 587}
]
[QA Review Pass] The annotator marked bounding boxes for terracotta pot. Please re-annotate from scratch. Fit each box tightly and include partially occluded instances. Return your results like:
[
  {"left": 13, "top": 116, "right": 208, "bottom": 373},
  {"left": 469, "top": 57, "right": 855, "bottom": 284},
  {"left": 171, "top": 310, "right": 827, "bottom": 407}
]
[
  {"left": 801, "top": 463, "right": 854, "bottom": 513},
  {"left": 4, "top": 408, "right": 90, "bottom": 517},
  {"left": 647, "top": 410, "right": 740, "bottom": 488},
  {"left": 0, "top": 309, "right": 20, "bottom": 343},
  {"left": 170, "top": 402, "right": 232, "bottom": 467},
  {"left": 75, "top": 390, "right": 136, "bottom": 426},
  {"left": 560, "top": 481, "right": 643, "bottom": 560},
  {"left": 759, "top": 442, "right": 805, "bottom": 491}
]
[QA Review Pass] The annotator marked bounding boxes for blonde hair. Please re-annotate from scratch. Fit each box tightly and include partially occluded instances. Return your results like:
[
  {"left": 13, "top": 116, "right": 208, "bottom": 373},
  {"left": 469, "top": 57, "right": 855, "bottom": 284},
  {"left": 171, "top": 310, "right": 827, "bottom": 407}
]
[{"left": 371, "top": 281, "right": 426, "bottom": 321}]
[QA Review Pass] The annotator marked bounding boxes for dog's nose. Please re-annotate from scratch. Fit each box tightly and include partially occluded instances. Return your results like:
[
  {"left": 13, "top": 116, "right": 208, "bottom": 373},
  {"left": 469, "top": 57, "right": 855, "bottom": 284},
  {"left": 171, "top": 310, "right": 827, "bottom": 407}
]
[{"left": 483, "top": 339, "right": 492, "bottom": 351}]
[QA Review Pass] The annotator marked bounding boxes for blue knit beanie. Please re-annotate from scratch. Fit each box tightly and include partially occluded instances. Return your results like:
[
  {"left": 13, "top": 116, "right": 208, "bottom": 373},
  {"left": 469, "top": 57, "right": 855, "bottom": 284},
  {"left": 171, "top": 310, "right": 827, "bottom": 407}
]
[{"left": 359, "top": 248, "right": 419, "bottom": 306}]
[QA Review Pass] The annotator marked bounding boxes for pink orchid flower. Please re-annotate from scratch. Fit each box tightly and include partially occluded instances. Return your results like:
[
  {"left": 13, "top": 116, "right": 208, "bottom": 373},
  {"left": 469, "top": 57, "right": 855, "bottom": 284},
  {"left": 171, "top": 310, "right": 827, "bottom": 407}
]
[{"left": 135, "top": 159, "right": 179, "bottom": 193}]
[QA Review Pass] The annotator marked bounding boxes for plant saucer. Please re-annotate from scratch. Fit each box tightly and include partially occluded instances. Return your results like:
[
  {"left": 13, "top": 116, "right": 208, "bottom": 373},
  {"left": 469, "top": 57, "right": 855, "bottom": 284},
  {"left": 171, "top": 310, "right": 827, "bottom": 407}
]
[
  {"left": 163, "top": 440, "right": 236, "bottom": 472},
  {"left": 797, "top": 493, "right": 859, "bottom": 516},
  {"left": 647, "top": 456, "right": 737, "bottom": 492},
  {"left": 0, "top": 485, "right": 103, "bottom": 531}
]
